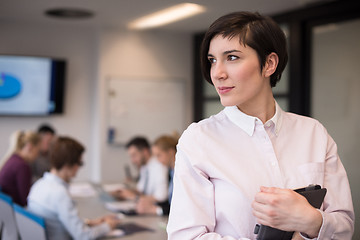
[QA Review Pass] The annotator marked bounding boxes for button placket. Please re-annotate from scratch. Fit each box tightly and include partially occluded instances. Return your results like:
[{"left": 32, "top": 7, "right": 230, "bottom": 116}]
[{"left": 256, "top": 124, "right": 283, "bottom": 186}]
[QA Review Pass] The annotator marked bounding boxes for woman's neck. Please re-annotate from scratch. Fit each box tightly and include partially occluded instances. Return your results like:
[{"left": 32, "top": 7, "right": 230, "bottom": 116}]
[
  {"left": 237, "top": 89, "right": 275, "bottom": 124},
  {"left": 16, "top": 150, "right": 30, "bottom": 163}
]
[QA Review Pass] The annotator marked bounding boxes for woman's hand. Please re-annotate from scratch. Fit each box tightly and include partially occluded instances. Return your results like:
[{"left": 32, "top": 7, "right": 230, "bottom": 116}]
[
  {"left": 252, "top": 186, "right": 323, "bottom": 238},
  {"left": 291, "top": 232, "right": 303, "bottom": 240},
  {"left": 110, "top": 189, "right": 137, "bottom": 200},
  {"left": 136, "top": 196, "right": 157, "bottom": 214}
]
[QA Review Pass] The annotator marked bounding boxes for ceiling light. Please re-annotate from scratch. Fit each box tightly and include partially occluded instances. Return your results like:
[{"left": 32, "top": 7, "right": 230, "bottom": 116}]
[
  {"left": 128, "top": 3, "right": 205, "bottom": 30},
  {"left": 45, "top": 8, "right": 94, "bottom": 19}
]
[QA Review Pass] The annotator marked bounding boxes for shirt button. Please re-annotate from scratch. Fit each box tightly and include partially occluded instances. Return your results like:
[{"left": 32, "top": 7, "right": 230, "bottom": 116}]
[{"left": 271, "top": 162, "right": 276, "bottom": 166}]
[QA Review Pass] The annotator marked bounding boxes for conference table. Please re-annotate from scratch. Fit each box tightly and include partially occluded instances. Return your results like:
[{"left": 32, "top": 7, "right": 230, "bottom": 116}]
[{"left": 72, "top": 183, "right": 168, "bottom": 240}]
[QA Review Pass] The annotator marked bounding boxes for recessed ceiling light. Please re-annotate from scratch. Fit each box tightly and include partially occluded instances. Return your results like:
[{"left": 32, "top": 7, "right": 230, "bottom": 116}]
[
  {"left": 128, "top": 3, "right": 205, "bottom": 30},
  {"left": 45, "top": 8, "right": 94, "bottom": 19}
]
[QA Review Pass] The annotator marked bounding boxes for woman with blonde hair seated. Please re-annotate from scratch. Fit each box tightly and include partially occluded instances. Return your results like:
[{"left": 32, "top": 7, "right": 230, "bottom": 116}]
[
  {"left": 136, "top": 134, "right": 178, "bottom": 216},
  {"left": 0, "top": 131, "right": 41, "bottom": 206},
  {"left": 0, "top": 130, "right": 21, "bottom": 170}
]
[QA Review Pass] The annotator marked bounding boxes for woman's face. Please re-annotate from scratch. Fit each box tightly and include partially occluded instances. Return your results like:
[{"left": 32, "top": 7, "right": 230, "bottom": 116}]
[
  {"left": 208, "top": 35, "right": 271, "bottom": 109},
  {"left": 152, "top": 145, "right": 172, "bottom": 167},
  {"left": 26, "top": 143, "right": 40, "bottom": 162}
]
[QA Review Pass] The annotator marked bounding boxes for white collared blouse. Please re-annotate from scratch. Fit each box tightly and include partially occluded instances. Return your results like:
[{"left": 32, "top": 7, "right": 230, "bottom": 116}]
[{"left": 167, "top": 103, "right": 354, "bottom": 240}]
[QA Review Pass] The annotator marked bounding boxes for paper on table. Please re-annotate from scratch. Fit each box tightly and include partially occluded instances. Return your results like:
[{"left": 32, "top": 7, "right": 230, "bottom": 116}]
[
  {"left": 105, "top": 201, "right": 136, "bottom": 212},
  {"left": 102, "top": 183, "right": 126, "bottom": 192},
  {"left": 105, "top": 229, "right": 125, "bottom": 238},
  {"left": 69, "top": 182, "right": 97, "bottom": 198}
]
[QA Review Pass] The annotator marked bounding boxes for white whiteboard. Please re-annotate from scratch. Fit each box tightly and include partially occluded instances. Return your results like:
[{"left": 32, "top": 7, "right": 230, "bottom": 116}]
[{"left": 107, "top": 78, "right": 186, "bottom": 145}]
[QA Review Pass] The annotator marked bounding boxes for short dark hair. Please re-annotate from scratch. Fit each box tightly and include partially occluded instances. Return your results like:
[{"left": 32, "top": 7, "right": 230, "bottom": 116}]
[
  {"left": 200, "top": 11, "right": 288, "bottom": 87},
  {"left": 50, "top": 137, "right": 85, "bottom": 170},
  {"left": 126, "top": 137, "right": 150, "bottom": 150},
  {"left": 38, "top": 124, "right": 56, "bottom": 135}
]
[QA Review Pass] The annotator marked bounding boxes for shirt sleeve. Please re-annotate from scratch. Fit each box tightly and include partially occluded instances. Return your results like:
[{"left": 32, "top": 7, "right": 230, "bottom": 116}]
[
  {"left": 15, "top": 164, "right": 31, "bottom": 206},
  {"left": 136, "top": 166, "right": 146, "bottom": 193},
  {"left": 57, "top": 190, "right": 111, "bottom": 240},
  {"left": 152, "top": 162, "right": 169, "bottom": 202},
  {"left": 167, "top": 147, "right": 249, "bottom": 240},
  {"left": 311, "top": 132, "right": 355, "bottom": 239}
]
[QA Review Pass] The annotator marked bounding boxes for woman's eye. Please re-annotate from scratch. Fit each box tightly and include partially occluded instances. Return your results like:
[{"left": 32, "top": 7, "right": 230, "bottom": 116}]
[
  {"left": 228, "top": 55, "right": 238, "bottom": 61},
  {"left": 208, "top": 58, "right": 216, "bottom": 64}
]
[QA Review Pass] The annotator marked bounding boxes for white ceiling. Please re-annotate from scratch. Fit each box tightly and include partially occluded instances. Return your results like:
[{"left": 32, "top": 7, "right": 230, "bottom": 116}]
[{"left": 0, "top": 0, "right": 330, "bottom": 33}]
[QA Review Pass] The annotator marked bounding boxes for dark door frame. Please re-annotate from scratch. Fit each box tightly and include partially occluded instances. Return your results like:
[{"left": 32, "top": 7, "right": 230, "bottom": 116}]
[{"left": 193, "top": 0, "right": 360, "bottom": 122}]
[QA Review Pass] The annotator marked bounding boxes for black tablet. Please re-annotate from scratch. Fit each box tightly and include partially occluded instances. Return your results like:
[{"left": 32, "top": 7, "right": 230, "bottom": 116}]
[
  {"left": 294, "top": 184, "right": 327, "bottom": 209},
  {"left": 254, "top": 184, "right": 327, "bottom": 240}
]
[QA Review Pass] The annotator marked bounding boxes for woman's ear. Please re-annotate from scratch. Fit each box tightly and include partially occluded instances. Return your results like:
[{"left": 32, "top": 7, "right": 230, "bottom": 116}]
[{"left": 263, "top": 52, "right": 279, "bottom": 78}]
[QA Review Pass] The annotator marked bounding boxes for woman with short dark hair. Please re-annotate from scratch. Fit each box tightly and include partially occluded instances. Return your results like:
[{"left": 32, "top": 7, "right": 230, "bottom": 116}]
[
  {"left": 28, "top": 136, "right": 120, "bottom": 240},
  {"left": 167, "top": 11, "right": 354, "bottom": 239}
]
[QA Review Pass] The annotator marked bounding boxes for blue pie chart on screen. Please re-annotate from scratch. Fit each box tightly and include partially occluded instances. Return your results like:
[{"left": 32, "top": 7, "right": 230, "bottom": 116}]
[{"left": 0, "top": 73, "right": 22, "bottom": 99}]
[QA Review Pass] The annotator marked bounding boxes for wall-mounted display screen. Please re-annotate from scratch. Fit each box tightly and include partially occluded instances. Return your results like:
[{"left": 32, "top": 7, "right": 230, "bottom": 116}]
[{"left": 0, "top": 55, "right": 66, "bottom": 116}]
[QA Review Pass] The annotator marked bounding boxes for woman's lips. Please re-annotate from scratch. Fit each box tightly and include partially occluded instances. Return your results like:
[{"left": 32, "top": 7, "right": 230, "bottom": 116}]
[{"left": 218, "top": 86, "right": 234, "bottom": 94}]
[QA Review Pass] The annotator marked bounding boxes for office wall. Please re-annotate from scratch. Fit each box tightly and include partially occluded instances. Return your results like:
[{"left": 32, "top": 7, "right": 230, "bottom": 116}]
[
  {"left": 97, "top": 29, "right": 193, "bottom": 183},
  {"left": 311, "top": 18, "right": 360, "bottom": 239},
  {"left": 0, "top": 21, "right": 193, "bottom": 183},
  {"left": 0, "top": 21, "right": 98, "bottom": 180}
]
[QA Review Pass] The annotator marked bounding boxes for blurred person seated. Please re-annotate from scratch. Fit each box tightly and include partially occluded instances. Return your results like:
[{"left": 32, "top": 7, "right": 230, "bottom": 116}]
[
  {"left": 31, "top": 124, "right": 56, "bottom": 183},
  {"left": 0, "top": 131, "right": 40, "bottom": 206},
  {"left": 136, "top": 134, "right": 178, "bottom": 216},
  {"left": 27, "top": 136, "right": 120, "bottom": 240},
  {"left": 0, "top": 130, "right": 22, "bottom": 170},
  {"left": 111, "top": 136, "right": 168, "bottom": 203}
]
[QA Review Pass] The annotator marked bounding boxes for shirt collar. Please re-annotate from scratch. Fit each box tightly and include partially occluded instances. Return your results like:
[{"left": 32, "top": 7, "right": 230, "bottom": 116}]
[
  {"left": 265, "top": 101, "right": 282, "bottom": 136},
  {"left": 44, "top": 172, "right": 69, "bottom": 189},
  {"left": 224, "top": 106, "right": 257, "bottom": 136},
  {"left": 224, "top": 100, "right": 283, "bottom": 137}
]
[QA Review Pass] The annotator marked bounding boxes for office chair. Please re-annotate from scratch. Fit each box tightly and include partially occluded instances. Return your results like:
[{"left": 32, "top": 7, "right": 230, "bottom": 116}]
[
  {"left": 13, "top": 204, "right": 47, "bottom": 240},
  {"left": 0, "top": 192, "right": 19, "bottom": 240}
]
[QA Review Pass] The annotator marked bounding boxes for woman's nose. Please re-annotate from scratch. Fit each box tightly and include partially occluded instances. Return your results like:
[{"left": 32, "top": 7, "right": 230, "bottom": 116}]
[{"left": 211, "top": 62, "right": 227, "bottom": 81}]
